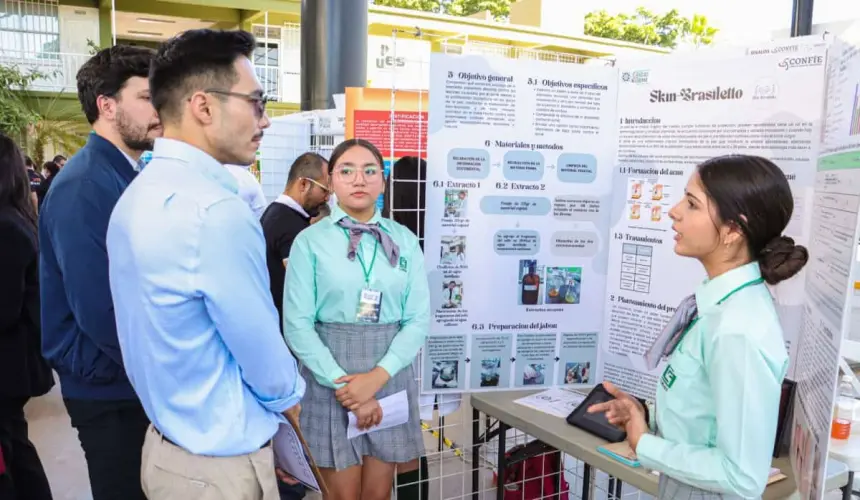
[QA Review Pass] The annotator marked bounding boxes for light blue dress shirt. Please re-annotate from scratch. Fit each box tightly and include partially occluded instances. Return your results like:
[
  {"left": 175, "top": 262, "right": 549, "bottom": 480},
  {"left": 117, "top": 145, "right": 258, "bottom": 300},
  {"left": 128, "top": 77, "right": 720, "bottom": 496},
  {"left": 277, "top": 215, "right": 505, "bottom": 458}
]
[
  {"left": 107, "top": 138, "right": 305, "bottom": 456},
  {"left": 283, "top": 203, "right": 431, "bottom": 389},
  {"left": 636, "top": 262, "right": 788, "bottom": 497}
]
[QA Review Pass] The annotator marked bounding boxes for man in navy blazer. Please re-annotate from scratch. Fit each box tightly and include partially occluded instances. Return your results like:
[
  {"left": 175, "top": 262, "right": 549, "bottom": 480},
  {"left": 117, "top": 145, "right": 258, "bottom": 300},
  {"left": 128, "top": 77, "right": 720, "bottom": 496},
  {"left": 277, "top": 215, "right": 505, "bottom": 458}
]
[{"left": 38, "top": 45, "right": 161, "bottom": 500}]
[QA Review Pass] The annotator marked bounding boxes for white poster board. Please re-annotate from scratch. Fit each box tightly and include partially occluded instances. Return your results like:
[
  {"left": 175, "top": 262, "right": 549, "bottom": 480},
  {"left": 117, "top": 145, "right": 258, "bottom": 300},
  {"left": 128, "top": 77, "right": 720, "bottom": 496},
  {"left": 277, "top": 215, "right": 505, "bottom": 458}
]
[
  {"left": 422, "top": 47, "right": 826, "bottom": 395},
  {"left": 422, "top": 54, "right": 618, "bottom": 393},
  {"left": 790, "top": 38, "right": 860, "bottom": 500},
  {"left": 602, "top": 48, "right": 826, "bottom": 397}
]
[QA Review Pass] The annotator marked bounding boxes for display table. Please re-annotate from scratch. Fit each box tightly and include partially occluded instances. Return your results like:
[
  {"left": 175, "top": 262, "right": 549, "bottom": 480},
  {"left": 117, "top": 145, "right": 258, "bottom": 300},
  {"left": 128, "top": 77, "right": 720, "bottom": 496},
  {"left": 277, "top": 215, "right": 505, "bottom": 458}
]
[
  {"left": 828, "top": 434, "right": 860, "bottom": 500},
  {"left": 470, "top": 390, "right": 850, "bottom": 499}
]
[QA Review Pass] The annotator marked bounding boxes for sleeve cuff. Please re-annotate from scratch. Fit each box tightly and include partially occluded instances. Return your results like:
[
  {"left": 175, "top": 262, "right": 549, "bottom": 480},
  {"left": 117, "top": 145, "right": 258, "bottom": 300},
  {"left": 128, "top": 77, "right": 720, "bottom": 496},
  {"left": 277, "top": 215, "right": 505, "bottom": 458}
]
[
  {"left": 260, "top": 373, "right": 307, "bottom": 414},
  {"left": 635, "top": 433, "right": 668, "bottom": 472},
  {"left": 318, "top": 367, "right": 349, "bottom": 390},
  {"left": 377, "top": 354, "right": 403, "bottom": 379}
]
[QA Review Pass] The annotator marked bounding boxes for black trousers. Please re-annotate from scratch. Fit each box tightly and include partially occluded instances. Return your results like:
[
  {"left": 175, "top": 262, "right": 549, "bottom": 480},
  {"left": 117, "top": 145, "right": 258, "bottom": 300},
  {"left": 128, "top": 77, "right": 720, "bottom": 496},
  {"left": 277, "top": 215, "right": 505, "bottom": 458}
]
[
  {"left": 0, "top": 398, "right": 53, "bottom": 500},
  {"left": 63, "top": 398, "right": 149, "bottom": 500}
]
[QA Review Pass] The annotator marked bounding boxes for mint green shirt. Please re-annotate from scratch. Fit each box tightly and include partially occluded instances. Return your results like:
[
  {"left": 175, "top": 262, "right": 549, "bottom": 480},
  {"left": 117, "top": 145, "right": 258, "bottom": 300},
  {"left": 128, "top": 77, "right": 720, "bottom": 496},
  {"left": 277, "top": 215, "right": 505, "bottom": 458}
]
[
  {"left": 283, "top": 204, "right": 431, "bottom": 389},
  {"left": 636, "top": 262, "right": 788, "bottom": 498}
]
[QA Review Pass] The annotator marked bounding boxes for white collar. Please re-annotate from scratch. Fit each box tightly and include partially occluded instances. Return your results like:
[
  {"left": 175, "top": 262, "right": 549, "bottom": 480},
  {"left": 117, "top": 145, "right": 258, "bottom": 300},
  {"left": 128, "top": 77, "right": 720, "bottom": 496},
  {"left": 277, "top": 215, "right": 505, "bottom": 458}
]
[
  {"left": 119, "top": 149, "right": 140, "bottom": 171},
  {"left": 275, "top": 194, "right": 310, "bottom": 218}
]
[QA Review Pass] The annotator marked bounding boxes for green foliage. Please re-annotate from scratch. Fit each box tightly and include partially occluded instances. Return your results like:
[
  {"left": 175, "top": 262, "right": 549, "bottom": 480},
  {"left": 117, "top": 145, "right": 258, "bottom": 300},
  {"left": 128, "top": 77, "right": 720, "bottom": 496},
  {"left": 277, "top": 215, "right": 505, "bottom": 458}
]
[
  {"left": 0, "top": 65, "right": 42, "bottom": 141},
  {"left": 86, "top": 38, "right": 101, "bottom": 55},
  {"left": 20, "top": 91, "right": 88, "bottom": 166},
  {"left": 584, "top": 8, "right": 718, "bottom": 49},
  {"left": 446, "top": 0, "right": 512, "bottom": 19},
  {"left": 374, "top": 0, "right": 512, "bottom": 20},
  {"left": 0, "top": 63, "right": 87, "bottom": 163}
]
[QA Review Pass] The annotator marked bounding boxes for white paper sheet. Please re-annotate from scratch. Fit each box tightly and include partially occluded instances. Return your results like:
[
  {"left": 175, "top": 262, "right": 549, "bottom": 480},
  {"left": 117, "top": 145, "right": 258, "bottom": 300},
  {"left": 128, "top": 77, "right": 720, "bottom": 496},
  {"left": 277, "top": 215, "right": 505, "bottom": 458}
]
[
  {"left": 273, "top": 422, "right": 321, "bottom": 492},
  {"left": 347, "top": 390, "right": 409, "bottom": 439},
  {"left": 514, "top": 388, "right": 586, "bottom": 419}
]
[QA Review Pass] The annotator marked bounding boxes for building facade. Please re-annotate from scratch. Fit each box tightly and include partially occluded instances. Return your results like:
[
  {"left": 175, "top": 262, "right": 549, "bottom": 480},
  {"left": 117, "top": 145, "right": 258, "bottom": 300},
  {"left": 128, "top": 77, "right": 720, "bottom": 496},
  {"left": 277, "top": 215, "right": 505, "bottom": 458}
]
[{"left": 1, "top": 0, "right": 667, "bottom": 118}]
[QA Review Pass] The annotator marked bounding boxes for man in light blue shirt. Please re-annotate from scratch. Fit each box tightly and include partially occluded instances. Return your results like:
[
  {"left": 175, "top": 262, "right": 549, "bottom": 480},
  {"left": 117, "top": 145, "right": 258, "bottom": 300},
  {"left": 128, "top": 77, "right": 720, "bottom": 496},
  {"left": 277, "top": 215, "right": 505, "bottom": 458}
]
[{"left": 106, "top": 29, "right": 304, "bottom": 499}]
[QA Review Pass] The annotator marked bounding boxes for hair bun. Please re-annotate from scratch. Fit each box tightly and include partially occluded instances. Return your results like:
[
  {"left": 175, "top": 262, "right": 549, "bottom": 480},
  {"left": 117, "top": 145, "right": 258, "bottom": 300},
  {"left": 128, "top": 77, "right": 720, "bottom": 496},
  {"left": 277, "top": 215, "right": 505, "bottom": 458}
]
[{"left": 758, "top": 236, "right": 809, "bottom": 285}]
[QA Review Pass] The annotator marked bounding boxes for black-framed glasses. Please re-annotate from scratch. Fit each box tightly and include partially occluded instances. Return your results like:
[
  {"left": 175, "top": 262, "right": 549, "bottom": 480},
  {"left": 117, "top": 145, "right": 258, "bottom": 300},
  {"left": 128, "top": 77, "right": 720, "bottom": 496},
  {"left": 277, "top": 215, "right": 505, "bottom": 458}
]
[{"left": 205, "top": 89, "right": 270, "bottom": 118}]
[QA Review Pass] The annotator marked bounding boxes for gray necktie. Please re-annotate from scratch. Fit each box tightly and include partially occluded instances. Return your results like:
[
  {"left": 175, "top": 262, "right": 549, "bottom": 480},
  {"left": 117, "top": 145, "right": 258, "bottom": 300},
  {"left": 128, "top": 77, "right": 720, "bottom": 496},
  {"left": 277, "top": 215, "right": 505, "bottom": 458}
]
[
  {"left": 643, "top": 294, "right": 698, "bottom": 370},
  {"left": 336, "top": 217, "right": 401, "bottom": 267}
]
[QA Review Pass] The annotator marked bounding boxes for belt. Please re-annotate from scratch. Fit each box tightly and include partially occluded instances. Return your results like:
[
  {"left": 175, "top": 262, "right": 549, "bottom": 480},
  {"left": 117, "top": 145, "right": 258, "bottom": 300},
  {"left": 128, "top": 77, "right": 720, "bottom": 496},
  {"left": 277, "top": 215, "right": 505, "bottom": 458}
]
[{"left": 154, "top": 428, "right": 271, "bottom": 452}]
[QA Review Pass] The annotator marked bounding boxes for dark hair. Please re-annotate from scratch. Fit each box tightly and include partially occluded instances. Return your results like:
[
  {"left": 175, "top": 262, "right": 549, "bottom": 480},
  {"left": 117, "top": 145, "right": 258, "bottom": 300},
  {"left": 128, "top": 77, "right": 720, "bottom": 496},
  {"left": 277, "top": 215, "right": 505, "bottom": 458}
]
[
  {"left": 52, "top": 155, "right": 66, "bottom": 163},
  {"left": 43, "top": 161, "right": 60, "bottom": 178},
  {"left": 697, "top": 155, "right": 808, "bottom": 285},
  {"left": 0, "top": 134, "right": 37, "bottom": 232},
  {"left": 327, "top": 138, "right": 385, "bottom": 175},
  {"left": 150, "top": 29, "right": 256, "bottom": 123},
  {"left": 77, "top": 45, "right": 155, "bottom": 125},
  {"left": 286, "top": 152, "right": 328, "bottom": 187},
  {"left": 24, "top": 155, "right": 34, "bottom": 169}
]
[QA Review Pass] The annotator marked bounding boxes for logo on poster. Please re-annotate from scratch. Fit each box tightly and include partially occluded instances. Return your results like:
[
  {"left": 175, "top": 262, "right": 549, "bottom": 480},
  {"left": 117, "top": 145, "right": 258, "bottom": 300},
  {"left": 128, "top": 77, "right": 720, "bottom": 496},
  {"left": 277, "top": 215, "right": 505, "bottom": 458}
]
[
  {"left": 376, "top": 44, "right": 406, "bottom": 69},
  {"left": 621, "top": 70, "right": 649, "bottom": 84},
  {"left": 777, "top": 55, "right": 824, "bottom": 71},
  {"left": 753, "top": 79, "right": 778, "bottom": 100}
]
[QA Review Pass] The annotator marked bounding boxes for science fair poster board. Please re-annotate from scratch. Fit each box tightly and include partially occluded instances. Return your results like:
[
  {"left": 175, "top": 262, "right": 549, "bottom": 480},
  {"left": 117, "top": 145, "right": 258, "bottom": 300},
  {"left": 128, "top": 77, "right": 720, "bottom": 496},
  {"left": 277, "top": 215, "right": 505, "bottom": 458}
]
[
  {"left": 422, "top": 46, "right": 828, "bottom": 394},
  {"left": 344, "top": 87, "right": 428, "bottom": 211},
  {"left": 601, "top": 48, "right": 826, "bottom": 397},
  {"left": 789, "top": 39, "right": 860, "bottom": 500}
]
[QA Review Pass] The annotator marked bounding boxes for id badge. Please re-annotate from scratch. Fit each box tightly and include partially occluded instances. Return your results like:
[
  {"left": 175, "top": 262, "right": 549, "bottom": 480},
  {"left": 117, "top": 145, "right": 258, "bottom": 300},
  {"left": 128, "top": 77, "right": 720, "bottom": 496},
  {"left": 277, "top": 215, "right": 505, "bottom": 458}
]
[{"left": 356, "top": 288, "right": 382, "bottom": 323}]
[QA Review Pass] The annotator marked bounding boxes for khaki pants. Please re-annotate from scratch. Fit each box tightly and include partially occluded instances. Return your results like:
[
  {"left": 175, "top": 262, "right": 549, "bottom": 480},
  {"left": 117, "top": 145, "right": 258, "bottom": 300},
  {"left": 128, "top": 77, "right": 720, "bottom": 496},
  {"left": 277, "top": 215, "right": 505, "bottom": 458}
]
[{"left": 141, "top": 425, "right": 279, "bottom": 500}]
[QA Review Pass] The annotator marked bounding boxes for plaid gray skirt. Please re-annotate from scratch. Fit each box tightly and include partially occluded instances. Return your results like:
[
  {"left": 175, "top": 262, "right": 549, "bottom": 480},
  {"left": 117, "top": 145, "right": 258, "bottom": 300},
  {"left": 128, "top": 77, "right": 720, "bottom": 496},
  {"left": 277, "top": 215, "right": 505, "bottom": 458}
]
[
  {"left": 299, "top": 322, "right": 424, "bottom": 471},
  {"left": 657, "top": 473, "right": 757, "bottom": 499},
  {"left": 654, "top": 428, "right": 754, "bottom": 500}
]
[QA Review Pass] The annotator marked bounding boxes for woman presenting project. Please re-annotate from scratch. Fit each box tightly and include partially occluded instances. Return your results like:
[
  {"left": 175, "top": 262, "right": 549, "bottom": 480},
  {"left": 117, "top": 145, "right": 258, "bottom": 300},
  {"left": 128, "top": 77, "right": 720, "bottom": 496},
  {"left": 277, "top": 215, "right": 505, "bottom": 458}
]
[
  {"left": 589, "top": 155, "right": 808, "bottom": 499},
  {"left": 283, "top": 138, "right": 430, "bottom": 500}
]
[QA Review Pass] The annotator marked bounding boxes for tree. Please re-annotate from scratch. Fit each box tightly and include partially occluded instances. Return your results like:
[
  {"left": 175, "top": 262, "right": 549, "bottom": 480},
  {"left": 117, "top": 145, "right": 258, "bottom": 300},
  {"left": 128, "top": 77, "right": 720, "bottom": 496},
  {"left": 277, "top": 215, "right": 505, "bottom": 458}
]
[
  {"left": 584, "top": 8, "right": 717, "bottom": 49},
  {"left": 373, "top": 0, "right": 512, "bottom": 20},
  {"left": 689, "top": 14, "right": 718, "bottom": 47},
  {"left": 0, "top": 65, "right": 42, "bottom": 140},
  {"left": 20, "top": 91, "right": 88, "bottom": 166},
  {"left": 0, "top": 64, "right": 87, "bottom": 164},
  {"left": 373, "top": 0, "right": 442, "bottom": 12}
]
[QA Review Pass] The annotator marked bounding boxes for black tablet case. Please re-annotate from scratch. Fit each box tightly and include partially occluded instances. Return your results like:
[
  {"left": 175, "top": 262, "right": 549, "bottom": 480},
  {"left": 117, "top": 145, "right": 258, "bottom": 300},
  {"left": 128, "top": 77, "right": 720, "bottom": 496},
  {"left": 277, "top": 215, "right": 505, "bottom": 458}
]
[{"left": 566, "top": 384, "right": 627, "bottom": 443}]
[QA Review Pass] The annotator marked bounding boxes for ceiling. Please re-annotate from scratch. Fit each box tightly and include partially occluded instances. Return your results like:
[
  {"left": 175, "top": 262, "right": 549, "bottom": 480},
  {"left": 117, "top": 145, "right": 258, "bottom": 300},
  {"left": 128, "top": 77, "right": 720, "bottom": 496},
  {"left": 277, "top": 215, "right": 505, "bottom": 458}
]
[{"left": 115, "top": 11, "right": 217, "bottom": 42}]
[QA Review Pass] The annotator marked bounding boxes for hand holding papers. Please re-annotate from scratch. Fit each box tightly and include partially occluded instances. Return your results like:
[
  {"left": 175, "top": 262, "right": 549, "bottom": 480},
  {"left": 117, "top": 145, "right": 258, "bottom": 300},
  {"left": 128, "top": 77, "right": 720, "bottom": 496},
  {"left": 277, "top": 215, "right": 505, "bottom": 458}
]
[
  {"left": 273, "top": 410, "right": 327, "bottom": 496},
  {"left": 347, "top": 390, "right": 409, "bottom": 439}
]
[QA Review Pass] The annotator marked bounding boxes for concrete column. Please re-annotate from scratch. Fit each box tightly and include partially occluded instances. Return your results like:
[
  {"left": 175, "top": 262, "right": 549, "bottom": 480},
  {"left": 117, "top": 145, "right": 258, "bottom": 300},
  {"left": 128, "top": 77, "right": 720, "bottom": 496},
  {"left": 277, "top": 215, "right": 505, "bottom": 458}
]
[
  {"left": 790, "top": 0, "right": 814, "bottom": 37},
  {"left": 300, "top": 0, "right": 368, "bottom": 111}
]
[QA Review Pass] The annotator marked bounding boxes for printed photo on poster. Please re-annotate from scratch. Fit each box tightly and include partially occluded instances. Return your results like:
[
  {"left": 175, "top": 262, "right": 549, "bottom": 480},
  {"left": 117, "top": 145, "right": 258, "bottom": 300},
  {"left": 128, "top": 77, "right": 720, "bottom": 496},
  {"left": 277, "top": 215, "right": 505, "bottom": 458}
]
[
  {"left": 480, "top": 358, "right": 502, "bottom": 387},
  {"left": 523, "top": 363, "right": 546, "bottom": 386},
  {"left": 432, "top": 360, "right": 459, "bottom": 389},
  {"left": 443, "top": 189, "right": 468, "bottom": 218},
  {"left": 440, "top": 235, "right": 467, "bottom": 266},
  {"left": 518, "top": 259, "right": 544, "bottom": 305},
  {"left": 563, "top": 362, "right": 591, "bottom": 384},
  {"left": 441, "top": 280, "right": 463, "bottom": 309},
  {"left": 557, "top": 332, "right": 598, "bottom": 386},
  {"left": 469, "top": 334, "right": 513, "bottom": 390},
  {"left": 545, "top": 267, "right": 581, "bottom": 305}
]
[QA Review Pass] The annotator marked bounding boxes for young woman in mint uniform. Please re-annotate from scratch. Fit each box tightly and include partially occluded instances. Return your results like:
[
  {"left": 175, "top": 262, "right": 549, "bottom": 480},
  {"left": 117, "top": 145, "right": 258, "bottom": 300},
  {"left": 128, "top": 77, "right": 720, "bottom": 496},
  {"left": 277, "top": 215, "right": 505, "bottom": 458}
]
[
  {"left": 590, "top": 155, "right": 809, "bottom": 499},
  {"left": 283, "top": 138, "right": 430, "bottom": 500}
]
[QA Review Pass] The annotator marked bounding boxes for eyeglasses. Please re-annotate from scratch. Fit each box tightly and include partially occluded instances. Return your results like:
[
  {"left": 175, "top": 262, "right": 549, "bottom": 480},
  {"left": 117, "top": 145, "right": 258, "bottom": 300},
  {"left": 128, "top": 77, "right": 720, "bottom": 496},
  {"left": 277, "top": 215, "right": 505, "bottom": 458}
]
[
  {"left": 334, "top": 165, "right": 381, "bottom": 184},
  {"left": 205, "top": 89, "right": 269, "bottom": 118},
  {"left": 301, "top": 177, "right": 331, "bottom": 193}
]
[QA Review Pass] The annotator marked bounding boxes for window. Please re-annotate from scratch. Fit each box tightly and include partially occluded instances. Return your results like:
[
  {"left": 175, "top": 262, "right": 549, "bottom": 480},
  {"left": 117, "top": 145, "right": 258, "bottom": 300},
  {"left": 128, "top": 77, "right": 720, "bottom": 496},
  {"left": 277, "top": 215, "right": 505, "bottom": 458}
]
[{"left": 0, "top": 0, "right": 59, "bottom": 59}]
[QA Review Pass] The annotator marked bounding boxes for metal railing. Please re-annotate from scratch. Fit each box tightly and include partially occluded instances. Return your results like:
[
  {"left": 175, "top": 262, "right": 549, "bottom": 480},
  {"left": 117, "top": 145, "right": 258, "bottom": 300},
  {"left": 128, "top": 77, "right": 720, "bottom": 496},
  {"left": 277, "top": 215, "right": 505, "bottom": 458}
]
[
  {"left": 446, "top": 40, "right": 587, "bottom": 64},
  {"left": 0, "top": 50, "right": 89, "bottom": 92}
]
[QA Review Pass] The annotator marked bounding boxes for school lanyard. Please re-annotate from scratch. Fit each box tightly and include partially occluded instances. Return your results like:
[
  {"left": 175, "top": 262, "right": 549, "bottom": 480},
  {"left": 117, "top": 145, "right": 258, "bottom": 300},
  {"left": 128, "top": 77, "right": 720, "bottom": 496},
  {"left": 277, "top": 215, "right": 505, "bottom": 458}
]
[
  {"left": 677, "top": 277, "right": 765, "bottom": 347},
  {"left": 342, "top": 228, "right": 379, "bottom": 286}
]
